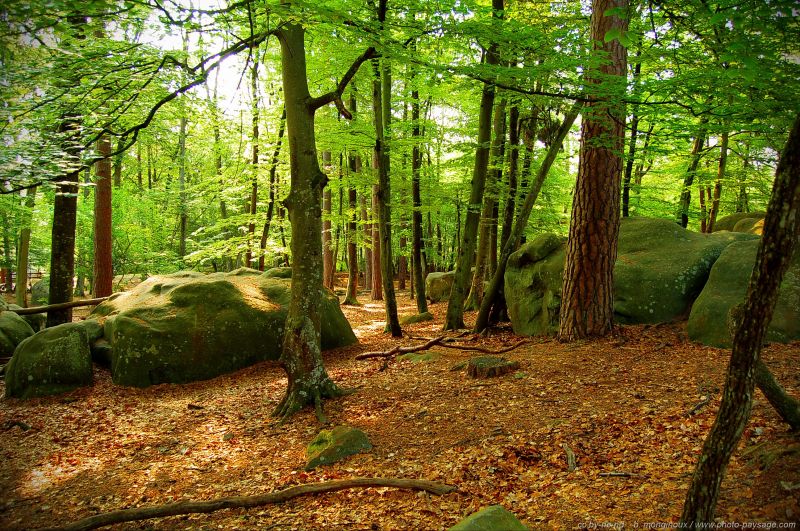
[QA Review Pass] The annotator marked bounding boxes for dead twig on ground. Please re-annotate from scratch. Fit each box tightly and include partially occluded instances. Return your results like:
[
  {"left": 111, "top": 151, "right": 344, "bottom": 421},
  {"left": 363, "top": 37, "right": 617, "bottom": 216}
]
[
  {"left": 45, "top": 477, "right": 457, "bottom": 531},
  {"left": 356, "top": 337, "right": 528, "bottom": 361}
]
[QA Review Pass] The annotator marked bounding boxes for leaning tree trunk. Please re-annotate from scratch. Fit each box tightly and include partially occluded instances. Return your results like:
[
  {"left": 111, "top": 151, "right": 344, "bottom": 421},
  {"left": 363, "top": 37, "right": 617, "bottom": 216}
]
[
  {"left": 443, "top": 0, "right": 503, "bottom": 330},
  {"left": 680, "top": 113, "right": 800, "bottom": 527},
  {"left": 475, "top": 103, "right": 580, "bottom": 333},
  {"left": 558, "top": 0, "right": 628, "bottom": 341},
  {"left": 93, "top": 135, "right": 114, "bottom": 298}
]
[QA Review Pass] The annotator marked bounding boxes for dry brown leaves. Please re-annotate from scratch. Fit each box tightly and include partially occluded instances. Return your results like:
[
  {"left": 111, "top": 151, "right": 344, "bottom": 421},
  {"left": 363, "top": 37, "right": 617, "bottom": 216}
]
[{"left": 0, "top": 290, "right": 798, "bottom": 530}]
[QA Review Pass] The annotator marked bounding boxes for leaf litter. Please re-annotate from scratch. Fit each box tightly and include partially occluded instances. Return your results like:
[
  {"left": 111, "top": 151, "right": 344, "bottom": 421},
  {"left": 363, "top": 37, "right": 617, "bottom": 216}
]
[{"left": 0, "top": 292, "right": 798, "bottom": 529}]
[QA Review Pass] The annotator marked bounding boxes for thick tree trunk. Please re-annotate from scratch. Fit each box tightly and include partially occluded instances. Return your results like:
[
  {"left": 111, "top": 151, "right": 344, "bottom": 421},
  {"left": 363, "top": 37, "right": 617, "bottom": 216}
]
[
  {"left": 444, "top": 0, "right": 503, "bottom": 330},
  {"left": 15, "top": 188, "right": 36, "bottom": 307},
  {"left": 681, "top": 113, "right": 800, "bottom": 527},
  {"left": 475, "top": 103, "right": 580, "bottom": 333},
  {"left": 372, "top": 55, "right": 401, "bottom": 335},
  {"left": 93, "top": 135, "right": 114, "bottom": 297},
  {"left": 500, "top": 103, "right": 520, "bottom": 249},
  {"left": 755, "top": 360, "right": 800, "bottom": 430},
  {"left": 47, "top": 115, "right": 81, "bottom": 328},
  {"left": 558, "top": 0, "right": 628, "bottom": 341},
  {"left": 273, "top": 22, "right": 342, "bottom": 420}
]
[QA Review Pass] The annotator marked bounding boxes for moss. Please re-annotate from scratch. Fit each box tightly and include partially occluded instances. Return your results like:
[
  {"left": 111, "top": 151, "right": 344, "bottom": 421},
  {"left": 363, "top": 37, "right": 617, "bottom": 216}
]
[
  {"left": 448, "top": 505, "right": 527, "bottom": 531},
  {"left": 305, "top": 426, "right": 372, "bottom": 470},
  {"left": 400, "top": 312, "right": 434, "bottom": 325}
]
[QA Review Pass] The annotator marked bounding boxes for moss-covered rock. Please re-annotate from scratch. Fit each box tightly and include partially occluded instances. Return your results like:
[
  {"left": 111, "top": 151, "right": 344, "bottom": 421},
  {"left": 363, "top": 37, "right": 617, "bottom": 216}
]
[
  {"left": 400, "top": 311, "right": 434, "bottom": 325},
  {"left": 4, "top": 322, "right": 94, "bottom": 398},
  {"left": 90, "top": 271, "right": 357, "bottom": 387},
  {"left": 426, "top": 271, "right": 455, "bottom": 303},
  {"left": 504, "top": 218, "right": 757, "bottom": 336},
  {"left": 30, "top": 277, "right": 49, "bottom": 306},
  {"left": 8, "top": 304, "right": 47, "bottom": 332},
  {"left": 713, "top": 211, "right": 766, "bottom": 233},
  {"left": 263, "top": 267, "right": 292, "bottom": 279},
  {"left": 0, "top": 311, "right": 35, "bottom": 358},
  {"left": 732, "top": 217, "right": 764, "bottom": 235},
  {"left": 467, "top": 356, "right": 520, "bottom": 378},
  {"left": 448, "top": 505, "right": 528, "bottom": 531},
  {"left": 305, "top": 425, "right": 372, "bottom": 470},
  {"left": 688, "top": 239, "right": 800, "bottom": 347}
]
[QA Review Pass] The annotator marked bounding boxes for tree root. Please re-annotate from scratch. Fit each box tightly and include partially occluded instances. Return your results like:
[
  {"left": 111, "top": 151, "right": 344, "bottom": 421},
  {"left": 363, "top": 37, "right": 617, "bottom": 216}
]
[
  {"left": 356, "top": 336, "right": 529, "bottom": 361},
  {"left": 46, "top": 477, "right": 457, "bottom": 531},
  {"left": 272, "top": 377, "right": 344, "bottom": 423}
]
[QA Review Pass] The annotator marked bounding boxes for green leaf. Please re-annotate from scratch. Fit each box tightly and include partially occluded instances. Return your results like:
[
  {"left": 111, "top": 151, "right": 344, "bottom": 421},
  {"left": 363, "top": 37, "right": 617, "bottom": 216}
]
[{"left": 604, "top": 28, "right": 623, "bottom": 43}]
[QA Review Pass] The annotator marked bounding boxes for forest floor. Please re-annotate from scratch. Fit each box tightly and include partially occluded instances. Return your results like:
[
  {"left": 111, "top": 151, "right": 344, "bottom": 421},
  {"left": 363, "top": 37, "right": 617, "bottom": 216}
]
[{"left": 1, "top": 288, "right": 799, "bottom": 530}]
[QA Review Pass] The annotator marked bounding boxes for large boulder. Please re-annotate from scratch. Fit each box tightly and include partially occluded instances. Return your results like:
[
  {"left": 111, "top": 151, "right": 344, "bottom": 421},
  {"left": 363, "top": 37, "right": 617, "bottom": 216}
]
[
  {"left": 688, "top": 239, "right": 800, "bottom": 347},
  {"left": 712, "top": 211, "right": 766, "bottom": 233},
  {"left": 426, "top": 271, "right": 455, "bottom": 303},
  {"left": 30, "top": 276, "right": 49, "bottom": 306},
  {"left": 4, "top": 321, "right": 101, "bottom": 399},
  {"left": 263, "top": 266, "right": 292, "bottom": 279},
  {"left": 90, "top": 269, "right": 357, "bottom": 387},
  {"left": 448, "top": 505, "right": 527, "bottom": 531},
  {"left": 0, "top": 311, "right": 35, "bottom": 358},
  {"left": 7, "top": 304, "right": 47, "bottom": 332},
  {"left": 505, "top": 218, "right": 757, "bottom": 336}
]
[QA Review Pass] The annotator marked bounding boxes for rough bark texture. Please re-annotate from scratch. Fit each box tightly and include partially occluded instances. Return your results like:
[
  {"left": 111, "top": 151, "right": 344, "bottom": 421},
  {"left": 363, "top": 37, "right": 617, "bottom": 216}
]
[
  {"left": 475, "top": 103, "right": 580, "bottom": 333},
  {"left": 411, "top": 84, "right": 428, "bottom": 314},
  {"left": 92, "top": 135, "right": 113, "bottom": 298},
  {"left": 370, "top": 183, "right": 383, "bottom": 301},
  {"left": 15, "top": 187, "right": 36, "bottom": 307},
  {"left": 273, "top": 22, "right": 342, "bottom": 420},
  {"left": 322, "top": 152, "right": 334, "bottom": 290},
  {"left": 47, "top": 116, "right": 81, "bottom": 328},
  {"left": 557, "top": 0, "right": 628, "bottom": 341},
  {"left": 444, "top": 0, "right": 503, "bottom": 330},
  {"left": 680, "top": 114, "right": 800, "bottom": 526}
]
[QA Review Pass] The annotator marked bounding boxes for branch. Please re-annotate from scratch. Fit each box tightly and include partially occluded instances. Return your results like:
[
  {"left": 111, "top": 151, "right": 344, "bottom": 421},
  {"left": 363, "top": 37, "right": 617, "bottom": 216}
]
[
  {"left": 46, "top": 477, "right": 457, "bottom": 531},
  {"left": 8, "top": 297, "right": 108, "bottom": 315},
  {"left": 356, "top": 337, "right": 528, "bottom": 360},
  {"left": 309, "top": 47, "right": 378, "bottom": 115}
]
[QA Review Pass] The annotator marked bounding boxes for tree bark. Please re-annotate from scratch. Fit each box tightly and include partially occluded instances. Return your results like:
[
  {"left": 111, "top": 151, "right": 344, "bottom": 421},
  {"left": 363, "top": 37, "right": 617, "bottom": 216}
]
[
  {"left": 247, "top": 56, "right": 260, "bottom": 267},
  {"left": 322, "top": 151, "right": 334, "bottom": 289},
  {"left": 755, "top": 360, "right": 800, "bottom": 431},
  {"left": 15, "top": 187, "right": 36, "bottom": 307},
  {"left": 370, "top": 183, "right": 383, "bottom": 301},
  {"left": 444, "top": 0, "right": 503, "bottom": 330},
  {"left": 475, "top": 103, "right": 580, "bottom": 333},
  {"left": 177, "top": 115, "right": 188, "bottom": 259},
  {"left": 410, "top": 80, "right": 428, "bottom": 313},
  {"left": 677, "top": 125, "right": 708, "bottom": 228},
  {"left": 558, "top": 0, "right": 628, "bottom": 341},
  {"left": 344, "top": 181, "right": 360, "bottom": 305},
  {"left": 706, "top": 131, "right": 728, "bottom": 233},
  {"left": 622, "top": 57, "right": 641, "bottom": 218},
  {"left": 93, "top": 135, "right": 114, "bottom": 298},
  {"left": 47, "top": 115, "right": 81, "bottom": 328},
  {"left": 259, "top": 106, "right": 286, "bottom": 271},
  {"left": 362, "top": 191, "right": 372, "bottom": 289},
  {"left": 680, "top": 113, "right": 800, "bottom": 527},
  {"left": 500, "top": 103, "right": 520, "bottom": 249}
]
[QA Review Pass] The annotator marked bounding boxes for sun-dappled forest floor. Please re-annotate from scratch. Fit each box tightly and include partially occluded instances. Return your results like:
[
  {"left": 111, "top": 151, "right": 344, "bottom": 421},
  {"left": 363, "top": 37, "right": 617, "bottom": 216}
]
[{"left": 1, "top": 288, "right": 798, "bottom": 530}]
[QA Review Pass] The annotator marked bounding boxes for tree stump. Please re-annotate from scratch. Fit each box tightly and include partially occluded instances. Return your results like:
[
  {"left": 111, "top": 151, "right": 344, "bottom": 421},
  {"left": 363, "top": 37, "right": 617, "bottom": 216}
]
[{"left": 467, "top": 356, "right": 520, "bottom": 378}]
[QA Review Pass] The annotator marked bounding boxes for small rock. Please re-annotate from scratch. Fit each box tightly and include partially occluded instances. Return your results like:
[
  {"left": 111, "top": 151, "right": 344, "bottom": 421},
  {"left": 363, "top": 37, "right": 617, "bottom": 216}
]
[
  {"left": 467, "top": 356, "right": 520, "bottom": 378},
  {"left": 448, "top": 505, "right": 527, "bottom": 530},
  {"left": 305, "top": 425, "right": 372, "bottom": 470}
]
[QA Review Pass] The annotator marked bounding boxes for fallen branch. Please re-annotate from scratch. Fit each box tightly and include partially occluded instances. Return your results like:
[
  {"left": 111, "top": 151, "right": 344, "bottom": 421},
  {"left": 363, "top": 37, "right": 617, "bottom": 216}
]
[
  {"left": 356, "top": 336, "right": 445, "bottom": 360},
  {"left": 46, "top": 477, "right": 457, "bottom": 531},
  {"left": 687, "top": 395, "right": 713, "bottom": 417},
  {"left": 356, "top": 337, "right": 528, "bottom": 361},
  {"left": 9, "top": 297, "right": 109, "bottom": 315},
  {"left": 599, "top": 471, "right": 642, "bottom": 478}
]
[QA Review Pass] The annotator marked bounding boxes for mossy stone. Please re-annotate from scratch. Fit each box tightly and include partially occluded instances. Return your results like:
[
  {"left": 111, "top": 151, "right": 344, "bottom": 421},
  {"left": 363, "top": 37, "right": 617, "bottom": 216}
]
[
  {"left": 426, "top": 271, "right": 455, "bottom": 303},
  {"left": 0, "top": 311, "right": 35, "bottom": 358},
  {"left": 688, "top": 239, "right": 800, "bottom": 347},
  {"left": 263, "top": 267, "right": 292, "bottom": 279},
  {"left": 400, "top": 312, "right": 434, "bottom": 325},
  {"left": 467, "top": 356, "right": 520, "bottom": 378},
  {"left": 4, "top": 322, "right": 93, "bottom": 399},
  {"left": 448, "top": 505, "right": 528, "bottom": 531},
  {"left": 713, "top": 211, "right": 766, "bottom": 233},
  {"left": 8, "top": 304, "right": 46, "bottom": 332},
  {"left": 30, "top": 277, "right": 49, "bottom": 306},
  {"left": 305, "top": 426, "right": 372, "bottom": 470}
]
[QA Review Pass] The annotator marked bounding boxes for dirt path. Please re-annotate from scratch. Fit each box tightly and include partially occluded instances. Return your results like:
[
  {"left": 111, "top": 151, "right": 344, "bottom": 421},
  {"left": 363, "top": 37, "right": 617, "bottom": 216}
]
[{"left": 1, "top": 291, "right": 798, "bottom": 529}]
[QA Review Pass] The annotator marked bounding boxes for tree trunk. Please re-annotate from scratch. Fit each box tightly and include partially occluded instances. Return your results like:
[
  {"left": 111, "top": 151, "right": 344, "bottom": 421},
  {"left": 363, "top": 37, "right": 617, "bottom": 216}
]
[
  {"left": 322, "top": 152, "right": 334, "bottom": 289},
  {"left": 362, "top": 191, "right": 372, "bottom": 289},
  {"left": 411, "top": 81, "right": 428, "bottom": 313},
  {"left": 15, "top": 187, "right": 36, "bottom": 307},
  {"left": 622, "top": 57, "right": 641, "bottom": 218},
  {"left": 680, "top": 113, "right": 800, "bottom": 527},
  {"left": 558, "top": 0, "right": 628, "bottom": 341},
  {"left": 93, "top": 135, "right": 114, "bottom": 297},
  {"left": 178, "top": 115, "right": 188, "bottom": 259},
  {"left": 259, "top": 106, "right": 286, "bottom": 271},
  {"left": 370, "top": 183, "right": 383, "bottom": 301},
  {"left": 466, "top": 97, "right": 506, "bottom": 312},
  {"left": 500, "top": 103, "right": 520, "bottom": 250},
  {"left": 699, "top": 186, "right": 708, "bottom": 233},
  {"left": 475, "top": 103, "right": 580, "bottom": 333},
  {"left": 272, "top": 22, "right": 344, "bottom": 420},
  {"left": 444, "top": 0, "right": 503, "bottom": 330},
  {"left": 47, "top": 115, "right": 81, "bottom": 327},
  {"left": 247, "top": 56, "right": 260, "bottom": 267},
  {"left": 706, "top": 131, "right": 728, "bottom": 233},
  {"left": 371, "top": 48, "right": 401, "bottom": 336},
  {"left": 344, "top": 181, "right": 360, "bottom": 305},
  {"left": 755, "top": 360, "right": 800, "bottom": 430},
  {"left": 677, "top": 124, "right": 708, "bottom": 228}
]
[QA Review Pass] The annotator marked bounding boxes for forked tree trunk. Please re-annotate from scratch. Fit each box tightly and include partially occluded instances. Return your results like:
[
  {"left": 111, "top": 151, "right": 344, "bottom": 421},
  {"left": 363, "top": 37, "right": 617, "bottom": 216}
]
[
  {"left": 93, "top": 135, "right": 114, "bottom": 297},
  {"left": 681, "top": 113, "right": 800, "bottom": 527},
  {"left": 444, "top": 0, "right": 503, "bottom": 330},
  {"left": 677, "top": 123, "right": 708, "bottom": 228},
  {"left": 558, "top": 0, "right": 628, "bottom": 341}
]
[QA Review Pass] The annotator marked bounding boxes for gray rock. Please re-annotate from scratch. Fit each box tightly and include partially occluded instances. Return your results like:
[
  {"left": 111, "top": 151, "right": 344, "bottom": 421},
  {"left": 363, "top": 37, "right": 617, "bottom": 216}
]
[
  {"left": 0, "top": 311, "right": 35, "bottom": 358},
  {"left": 4, "top": 322, "right": 94, "bottom": 399},
  {"left": 688, "top": 239, "right": 800, "bottom": 347},
  {"left": 90, "top": 270, "right": 357, "bottom": 387},
  {"left": 305, "top": 426, "right": 372, "bottom": 470},
  {"left": 448, "top": 505, "right": 528, "bottom": 531},
  {"left": 30, "top": 277, "right": 49, "bottom": 306},
  {"left": 426, "top": 271, "right": 455, "bottom": 303},
  {"left": 8, "top": 304, "right": 46, "bottom": 332}
]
